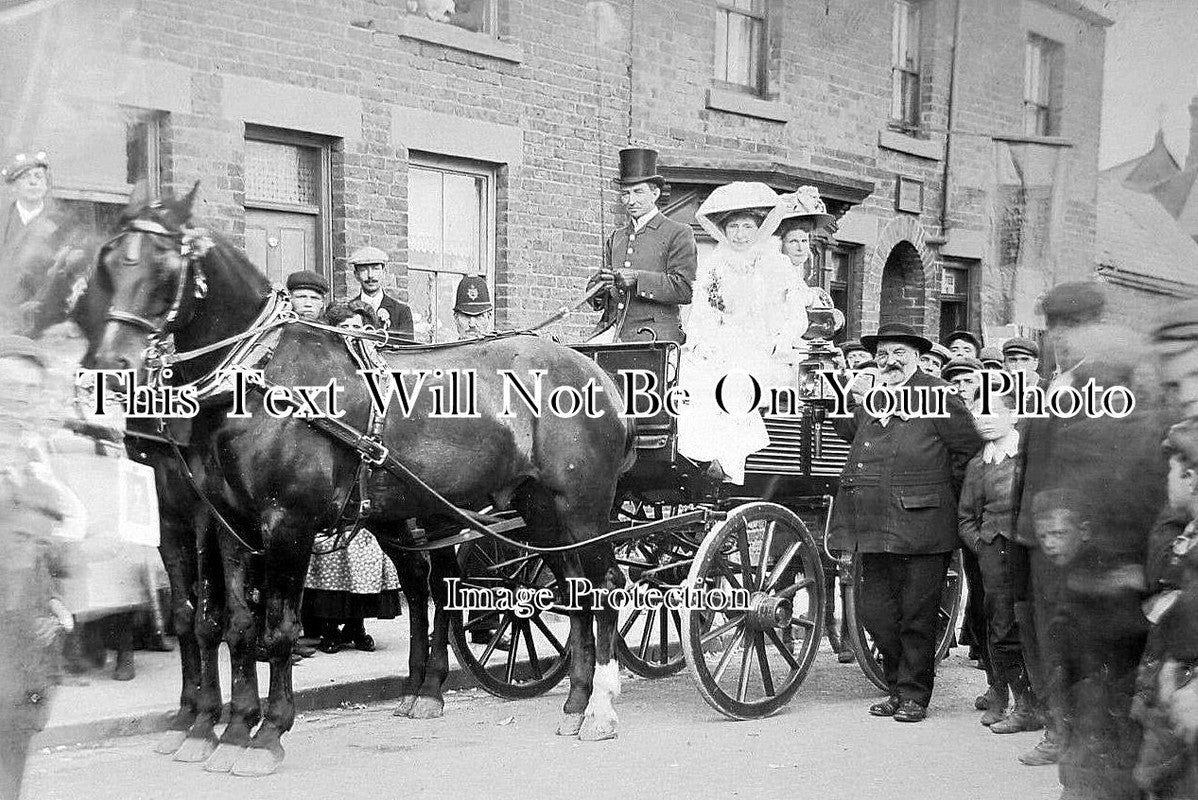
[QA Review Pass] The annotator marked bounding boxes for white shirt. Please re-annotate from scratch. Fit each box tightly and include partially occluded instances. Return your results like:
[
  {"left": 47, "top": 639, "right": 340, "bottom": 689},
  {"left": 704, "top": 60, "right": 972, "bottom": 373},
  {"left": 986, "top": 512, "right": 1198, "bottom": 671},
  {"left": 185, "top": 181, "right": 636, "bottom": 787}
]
[
  {"left": 356, "top": 290, "right": 384, "bottom": 312},
  {"left": 981, "top": 428, "right": 1020, "bottom": 464},
  {"left": 16, "top": 201, "right": 43, "bottom": 225},
  {"left": 632, "top": 207, "right": 659, "bottom": 233}
]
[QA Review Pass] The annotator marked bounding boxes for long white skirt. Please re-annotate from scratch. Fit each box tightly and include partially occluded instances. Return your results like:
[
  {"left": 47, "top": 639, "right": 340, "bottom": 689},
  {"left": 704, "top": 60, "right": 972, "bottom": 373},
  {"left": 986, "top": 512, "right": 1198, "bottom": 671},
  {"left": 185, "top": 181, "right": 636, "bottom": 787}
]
[{"left": 675, "top": 349, "right": 770, "bottom": 485}]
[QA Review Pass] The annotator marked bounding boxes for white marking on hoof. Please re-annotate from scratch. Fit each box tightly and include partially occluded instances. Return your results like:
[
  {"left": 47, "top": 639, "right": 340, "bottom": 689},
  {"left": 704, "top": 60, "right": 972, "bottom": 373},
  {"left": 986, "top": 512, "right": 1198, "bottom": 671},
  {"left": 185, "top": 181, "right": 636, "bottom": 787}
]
[
  {"left": 153, "top": 729, "right": 188, "bottom": 755},
  {"left": 230, "top": 745, "right": 284, "bottom": 778},
  {"left": 393, "top": 695, "right": 417, "bottom": 717},
  {"left": 203, "top": 742, "right": 247, "bottom": 773},
  {"left": 556, "top": 712, "right": 584, "bottom": 736},
  {"left": 171, "top": 735, "right": 217, "bottom": 763},
  {"left": 407, "top": 696, "right": 444, "bottom": 719},
  {"left": 580, "top": 660, "right": 620, "bottom": 741}
]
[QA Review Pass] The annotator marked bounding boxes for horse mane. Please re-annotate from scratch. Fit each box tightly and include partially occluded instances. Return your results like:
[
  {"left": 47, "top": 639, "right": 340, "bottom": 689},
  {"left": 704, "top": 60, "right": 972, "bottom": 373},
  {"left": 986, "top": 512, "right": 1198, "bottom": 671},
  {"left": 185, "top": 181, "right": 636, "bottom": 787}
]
[{"left": 208, "top": 231, "right": 273, "bottom": 300}]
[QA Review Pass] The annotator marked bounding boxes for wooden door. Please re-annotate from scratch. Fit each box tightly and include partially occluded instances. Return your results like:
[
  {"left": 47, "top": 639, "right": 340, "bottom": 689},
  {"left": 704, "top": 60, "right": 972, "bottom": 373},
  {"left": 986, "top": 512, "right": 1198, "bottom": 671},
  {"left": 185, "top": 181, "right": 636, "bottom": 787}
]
[{"left": 244, "top": 209, "right": 318, "bottom": 288}]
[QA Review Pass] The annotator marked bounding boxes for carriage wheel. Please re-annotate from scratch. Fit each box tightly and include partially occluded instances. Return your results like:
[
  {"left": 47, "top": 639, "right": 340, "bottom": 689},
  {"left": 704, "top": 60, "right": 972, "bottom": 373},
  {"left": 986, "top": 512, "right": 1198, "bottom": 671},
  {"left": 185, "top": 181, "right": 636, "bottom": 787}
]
[
  {"left": 680, "top": 502, "right": 826, "bottom": 719},
  {"left": 844, "top": 549, "right": 966, "bottom": 692},
  {"left": 613, "top": 531, "right": 697, "bottom": 678},
  {"left": 447, "top": 540, "right": 571, "bottom": 699}
]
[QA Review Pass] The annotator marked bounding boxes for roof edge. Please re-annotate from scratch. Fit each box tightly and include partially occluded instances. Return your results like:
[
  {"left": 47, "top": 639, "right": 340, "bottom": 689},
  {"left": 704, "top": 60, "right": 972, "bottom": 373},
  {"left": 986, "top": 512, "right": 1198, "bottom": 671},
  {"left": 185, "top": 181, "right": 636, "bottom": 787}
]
[{"left": 1027, "top": 0, "right": 1114, "bottom": 27}]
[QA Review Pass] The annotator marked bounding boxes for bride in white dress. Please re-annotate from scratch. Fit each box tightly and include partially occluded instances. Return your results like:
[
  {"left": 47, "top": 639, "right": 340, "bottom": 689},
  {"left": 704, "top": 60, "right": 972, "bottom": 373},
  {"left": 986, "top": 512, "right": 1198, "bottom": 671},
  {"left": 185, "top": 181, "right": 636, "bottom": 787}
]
[{"left": 676, "top": 182, "right": 811, "bottom": 485}]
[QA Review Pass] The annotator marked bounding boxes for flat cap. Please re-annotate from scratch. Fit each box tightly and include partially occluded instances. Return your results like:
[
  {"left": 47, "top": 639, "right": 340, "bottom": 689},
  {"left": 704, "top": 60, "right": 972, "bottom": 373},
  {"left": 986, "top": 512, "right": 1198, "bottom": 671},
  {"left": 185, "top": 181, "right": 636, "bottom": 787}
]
[
  {"left": 979, "top": 346, "right": 1003, "bottom": 367},
  {"left": 1001, "top": 337, "right": 1040, "bottom": 358},
  {"left": 1, "top": 150, "right": 49, "bottom": 183},
  {"left": 348, "top": 246, "right": 389, "bottom": 267},
  {"left": 944, "top": 330, "right": 983, "bottom": 352},
  {"left": 0, "top": 334, "right": 49, "bottom": 368},
  {"left": 942, "top": 356, "right": 983, "bottom": 380},
  {"left": 1036, "top": 281, "right": 1105, "bottom": 328},
  {"left": 285, "top": 270, "right": 329, "bottom": 294},
  {"left": 926, "top": 343, "right": 952, "bottom": 365}
]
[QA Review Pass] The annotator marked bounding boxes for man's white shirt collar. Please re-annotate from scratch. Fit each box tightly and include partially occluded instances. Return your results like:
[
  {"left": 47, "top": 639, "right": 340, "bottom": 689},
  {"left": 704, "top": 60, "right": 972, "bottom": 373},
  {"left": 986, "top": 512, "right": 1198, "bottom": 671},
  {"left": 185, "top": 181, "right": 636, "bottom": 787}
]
[
  {"left": 357, "top": 291, "right": 383, "bottom": 311},
  {"left": 16, "top": 201, "right": 43, "bottom": 225},
  {"left": 632, "top": 207, "right": 659, "bottom": 232},
  {"left": 982, "top": 429, "right": 1020, "bottom": 464}
]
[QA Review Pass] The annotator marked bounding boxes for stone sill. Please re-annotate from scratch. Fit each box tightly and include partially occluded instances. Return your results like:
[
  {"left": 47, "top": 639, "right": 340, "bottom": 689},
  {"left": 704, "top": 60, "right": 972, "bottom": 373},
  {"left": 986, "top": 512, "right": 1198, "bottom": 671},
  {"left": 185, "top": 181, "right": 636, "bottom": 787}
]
[
  {"left": 877, "top": 129, "right": 942, "bottom": 161},
  {"left": 391, "top": 15, "right": 522, "bottom": 63},
  {"left": 705, "top": 87, "right": 789, "bottom": 123}
]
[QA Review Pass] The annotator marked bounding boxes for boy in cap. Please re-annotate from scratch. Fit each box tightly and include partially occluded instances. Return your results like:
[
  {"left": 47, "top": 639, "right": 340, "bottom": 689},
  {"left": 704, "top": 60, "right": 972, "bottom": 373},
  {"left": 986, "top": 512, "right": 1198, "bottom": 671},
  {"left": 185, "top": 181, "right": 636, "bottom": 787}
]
[
  {"left": 945, "top": 330, "right": 982, "bottom": 360},
  {"left": 452, "top": 275, "right": 494, "bottom": 340},
  {"left": 347, "top": 247, "right": 414, "bottom": 341},
  {"left": 919, "top": 343, "right": 952, "bottom": 378},
  {"left": 840, "top": 340, "right": 871, "bottom": 370},
  {"left": 979, "top": 347, "right": 1003, "bottom": 371},
  {"left": 285, "top": 270, "right": 330, "bottom": 322},
  {"left": 1002, "top": 337, "right": 1040, "bottom": 378}
]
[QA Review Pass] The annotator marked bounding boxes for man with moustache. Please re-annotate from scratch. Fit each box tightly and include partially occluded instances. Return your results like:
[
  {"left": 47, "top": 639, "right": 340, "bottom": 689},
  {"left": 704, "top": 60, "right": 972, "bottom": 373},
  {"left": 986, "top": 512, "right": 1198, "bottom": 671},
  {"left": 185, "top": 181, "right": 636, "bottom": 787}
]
[
  {"left": 347, "top": 247, "right": 414, "bottom": 341},
  {"left": 829, "top": 322, "right": 982, "bottom": 722},
  {"left": 587, "top": 148, "right": 697, "bottom": 344}
]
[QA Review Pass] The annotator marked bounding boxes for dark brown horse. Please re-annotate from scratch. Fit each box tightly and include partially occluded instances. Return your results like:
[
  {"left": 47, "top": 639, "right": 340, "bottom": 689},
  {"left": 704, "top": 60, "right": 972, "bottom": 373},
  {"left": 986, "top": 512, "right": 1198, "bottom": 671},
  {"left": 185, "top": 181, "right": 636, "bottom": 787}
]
[{"left": 92, "top": 194, "right": 634, "bottom": 776}]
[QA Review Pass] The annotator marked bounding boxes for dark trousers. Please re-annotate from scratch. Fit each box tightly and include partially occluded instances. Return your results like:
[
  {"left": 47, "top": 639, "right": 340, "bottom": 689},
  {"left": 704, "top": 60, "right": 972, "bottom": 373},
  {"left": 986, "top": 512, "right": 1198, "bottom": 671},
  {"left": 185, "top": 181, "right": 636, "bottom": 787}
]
[
  {"left": 859, "top": 551, "right": 952, "bottom": 708},
  {"left": 973, "top": 537, "right": 1025, "bottom": 695},
  {"left": 1007, "top": 541, "right": 1059, "bottom": 710},
  {"left": 960, "top": 547, "right": 989, "bottom": 663}
]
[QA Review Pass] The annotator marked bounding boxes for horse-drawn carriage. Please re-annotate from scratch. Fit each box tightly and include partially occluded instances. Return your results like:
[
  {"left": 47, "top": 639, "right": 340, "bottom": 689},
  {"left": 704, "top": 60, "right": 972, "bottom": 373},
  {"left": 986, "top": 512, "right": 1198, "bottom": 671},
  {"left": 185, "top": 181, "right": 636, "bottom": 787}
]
[{"left": 447, "top": 330, "right": 966, "bottom": 715}]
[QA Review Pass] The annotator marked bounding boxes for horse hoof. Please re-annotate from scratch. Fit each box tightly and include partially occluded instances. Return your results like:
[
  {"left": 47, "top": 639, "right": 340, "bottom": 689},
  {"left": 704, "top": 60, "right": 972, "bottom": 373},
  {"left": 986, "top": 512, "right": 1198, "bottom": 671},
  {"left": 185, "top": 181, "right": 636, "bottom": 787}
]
[
  {"left": 407, "top": 696, "right": 444, "bottom": 720},
  {"left": 153, "top": 729, "right": 188, "bottom": 755},
  {"left": 203, "top": 742, "right": 245, "bottom": 773},
  {"left": 392, "top": 695, "right": 417, "bottom": 717},
  {"left": 556, "top": 713, "right": 584, "bottom": 737},
  {"left": 578, "top": 714, "right": 618, "bottom": 742},
  {"left": 172, "top": 735, "right": 217, "bottom": 763},
  {"left": 230, "top": 745, "right": 284, "bottom": 778}
]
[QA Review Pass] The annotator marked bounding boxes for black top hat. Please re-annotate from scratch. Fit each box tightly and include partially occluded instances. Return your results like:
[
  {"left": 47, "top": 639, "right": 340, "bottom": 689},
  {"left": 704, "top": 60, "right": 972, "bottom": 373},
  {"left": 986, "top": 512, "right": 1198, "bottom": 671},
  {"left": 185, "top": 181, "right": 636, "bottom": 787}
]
[
  {"left": 615, "top": 148, "right": 664, "bottom": 187},
  {"left": 861, "top": 323, "right": 933, "bottom": 355}
]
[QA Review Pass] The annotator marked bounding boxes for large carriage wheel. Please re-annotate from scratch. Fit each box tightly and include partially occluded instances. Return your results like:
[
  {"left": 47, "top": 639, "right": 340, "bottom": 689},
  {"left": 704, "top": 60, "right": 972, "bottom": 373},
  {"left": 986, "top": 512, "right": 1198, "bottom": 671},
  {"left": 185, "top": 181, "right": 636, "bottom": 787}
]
[
  {"left": 680, "top": 502, "right": 826, "bottom": 719},
  {"left": 448, "top": 540, "right": 571, "bottom": 699},
  {"left": 844, "top": 549, "right": 966, "bottom": 692},
  {"left": 612, "top": 501, "right": 702, "bottom": 678}
]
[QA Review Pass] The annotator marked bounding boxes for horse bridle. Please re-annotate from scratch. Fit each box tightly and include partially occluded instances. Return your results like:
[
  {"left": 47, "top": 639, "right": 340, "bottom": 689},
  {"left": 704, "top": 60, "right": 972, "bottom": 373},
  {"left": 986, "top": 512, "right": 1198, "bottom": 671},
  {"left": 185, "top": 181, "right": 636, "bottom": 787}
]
[{"left": 101, "top": 216, "right": 210, "bottom": 341}]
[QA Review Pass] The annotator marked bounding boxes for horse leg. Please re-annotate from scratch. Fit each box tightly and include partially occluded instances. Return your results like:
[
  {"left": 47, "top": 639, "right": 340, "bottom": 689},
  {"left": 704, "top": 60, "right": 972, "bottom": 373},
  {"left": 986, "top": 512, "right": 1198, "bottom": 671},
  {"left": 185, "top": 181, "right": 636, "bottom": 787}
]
[
  {"left": 173, "top": 516, "right": 226, "bottom": 763},
  {"left": 374, "top": 523, "right": 429, "bottom": 718},
  {"left": 203, "top": 531, "right": 263, "bottom": 773},
  {"left": 230, "top": 512, "right": 309, "bottom": 778},
  {"left": 406, "top": 547, "right": 454, "bottom": 719},
  {"left": 555, "top": 552, "right": 596, "bottom": 737},
  {"left": 579, "top": 550, "right": 623, "bottom": 742},
  {"left": 153, "top": 513, "right": 201, "bottom": 755}
]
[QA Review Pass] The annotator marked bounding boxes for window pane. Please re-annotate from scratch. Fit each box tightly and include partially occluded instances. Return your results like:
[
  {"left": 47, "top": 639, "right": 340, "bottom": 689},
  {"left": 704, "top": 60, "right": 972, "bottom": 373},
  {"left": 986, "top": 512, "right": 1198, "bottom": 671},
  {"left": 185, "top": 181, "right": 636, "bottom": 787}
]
[
  {"left": 942, "top": 266, "right": 967, "bottom": 295},
  {"left": 725, "top": 13, "right": 757, "bottom": 87},
  {"left": 245, "top": 141, "right": 320, "bottom": 206},
  {"left": 903, "top": 3, "right": 920, "bottom": 69},
  {"left": 409, "top": 167, "right": 444, "bottom": 272},
  {"left": 406, "top": 0, "right": 492, "bottom": 34},
  {"left": 125, "top": 118, "right": 154, "bottom": 187},
  {"left": 901, "top": 72, "right": 920, "bottom": 125},
  {"left": 442, "top": 172, "right": 484, "bottom": 273},
  {"left": 714, "top": 11, "right": 728, "bottom": 80}
]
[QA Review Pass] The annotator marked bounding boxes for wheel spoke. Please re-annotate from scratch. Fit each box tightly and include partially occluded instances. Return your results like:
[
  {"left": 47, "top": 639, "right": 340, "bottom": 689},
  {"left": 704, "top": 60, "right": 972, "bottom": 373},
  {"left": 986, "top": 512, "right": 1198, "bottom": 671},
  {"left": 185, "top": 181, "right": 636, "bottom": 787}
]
[
  {"left": 523, "top": 621, "right": 542, "bottom": 680},
  {"left": 736, "top": 633, "right": 754, "bottom": 702},
  {"left": 531, "top": 614, "right": 567, "bottom": 656},
  {"left": 792, "top": 614, "right": 816, "bottom": 630},
  {"left": 764, "top": 628, "right": 801, "bottom": 670},
  {"left": 462, "top": 610, "right": 501, "bottom": 631},
  {"left": 638, "top": 607, "right": 657, "bottom": 661},
  {"left": 699, "top": 613, "right": 746, "bottom": 646},
  {"left": 713, "top": 559, "right": 746, "bottom": 593},
  {"left": 764, "top": 543, "right": 801, "bottom": 591},
  {"left": 479, "top": 613, "right": 514, "bottom": 666},
  {"left": 619, "top": 607, "right": 643, "bottom": 638},
  {"left": 503, "top": 622, "right": 521, "bottom": 683},
  {"left": 754, "top": 631, "right": 775, "bottom": 697},
  {"left": 657, "top": 603, "right": 670, "bottom": 664},
  {"left": 756, "top": 520, "right": 776, "bottom": 588},
  {"left": 736, "top": 523, "right": 756, "bottom": 591},
  {"left": 711, "top": 625, "right": 747, "bottom": 684},
  {"left": 778, "top": 576, "right": 815, "bottom": 600}
]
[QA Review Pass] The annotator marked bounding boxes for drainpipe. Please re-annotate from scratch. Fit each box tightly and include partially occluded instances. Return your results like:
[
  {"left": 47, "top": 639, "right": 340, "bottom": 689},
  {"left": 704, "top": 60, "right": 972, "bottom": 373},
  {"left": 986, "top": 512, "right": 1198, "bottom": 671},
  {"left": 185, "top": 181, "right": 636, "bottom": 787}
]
[{"left": 939, "top": 0, "right": 963, "bottom": 238}]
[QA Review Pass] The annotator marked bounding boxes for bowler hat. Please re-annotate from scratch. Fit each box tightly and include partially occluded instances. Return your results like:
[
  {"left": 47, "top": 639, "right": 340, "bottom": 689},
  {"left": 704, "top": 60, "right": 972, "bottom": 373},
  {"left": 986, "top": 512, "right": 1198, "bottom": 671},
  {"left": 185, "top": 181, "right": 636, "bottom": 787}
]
[
  {"left": 454, "top": 275, "right": 492, "bottom": 315},
  {"left": 1, "top": 150, "right": 49, "bottom": 184},
  {"left": 861, "top": 322, "right": 933, "bottom": 355},
  {"left": 615, "top": 148, "right": 664, "bottom": 187},
  {"left": 942, "top": 356, "right": 983, "bottom": 380},
  {"left": 1037, "top": 281, "right": 1105, "bottom": 328},
  {"left": 286, "top": 270, "right": 329, "bottom": 295},
  {"left": 1002, "top": 337, "right": 1040, "bottom": 358},
  {"left": 349, "top": 246, "right": 389, "bottom": 267},
  {"left": 840, "top": 340, "right": 867, "bottom": 355},
  {"left": 944, "top": 330, "right": 982, "bottom": 353}
]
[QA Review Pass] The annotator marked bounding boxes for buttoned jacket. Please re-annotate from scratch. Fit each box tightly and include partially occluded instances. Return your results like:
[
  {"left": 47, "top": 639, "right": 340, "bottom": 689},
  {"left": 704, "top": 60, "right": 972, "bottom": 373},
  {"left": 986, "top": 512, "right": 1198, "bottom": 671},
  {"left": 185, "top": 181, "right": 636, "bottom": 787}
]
[
  {"left": 828, "top": 369, "right": 983, "bottom": 554},
  {"left": 587, "top": 211, "right": 697, "bottom": 343}
]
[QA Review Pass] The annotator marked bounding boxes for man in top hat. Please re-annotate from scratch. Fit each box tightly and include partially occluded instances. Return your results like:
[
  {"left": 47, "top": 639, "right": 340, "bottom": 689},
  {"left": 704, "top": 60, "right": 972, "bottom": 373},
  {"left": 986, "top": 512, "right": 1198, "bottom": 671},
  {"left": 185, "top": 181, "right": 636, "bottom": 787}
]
[
  {"left": 945, "top": 330, "right": 983, "bottom": 360},
  {"left": 1002, "top": 337, "right": 1040, "bottom": 378},
  {"left": 587, "top": 147, "right": 697, "bottom": 344},
  {"left": 286, "top": 270, "right": 330, "bottom": 322},
  {"left": 452, "top": 274, "right": 494, "bottom": 340},
  {"left": 347, "top": 246, "right": 414, "bottom": 341},
  {"left": 920, "top": 343, "right": 952, "bottom": 378},
  {"left": 829, "top": 322, "right": 982, "bottom": 723}
]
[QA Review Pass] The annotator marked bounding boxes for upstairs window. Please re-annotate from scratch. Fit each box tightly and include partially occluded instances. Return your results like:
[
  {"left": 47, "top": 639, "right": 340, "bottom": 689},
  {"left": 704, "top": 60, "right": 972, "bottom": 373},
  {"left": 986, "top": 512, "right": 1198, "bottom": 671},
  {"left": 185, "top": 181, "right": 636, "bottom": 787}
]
[
  {"left": 405, "top": 0, "right": 496, "bottom": 35},
  {"left": 714, "top": 0, "right": 767, "bottom": 94},
  {"left": 1024, "top": 35, "right": 1063, "bottom": 136},
  {"left": 890, "top": 0, "right": 922, "bottom": 131}
]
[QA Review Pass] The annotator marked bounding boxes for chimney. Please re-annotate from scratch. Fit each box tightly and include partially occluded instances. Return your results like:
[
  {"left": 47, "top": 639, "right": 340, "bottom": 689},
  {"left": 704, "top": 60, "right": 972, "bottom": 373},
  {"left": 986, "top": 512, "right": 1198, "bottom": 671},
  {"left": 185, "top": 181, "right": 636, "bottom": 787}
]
[{"left": 1189, "top": 94, "right": 1198, "bottom": 170}]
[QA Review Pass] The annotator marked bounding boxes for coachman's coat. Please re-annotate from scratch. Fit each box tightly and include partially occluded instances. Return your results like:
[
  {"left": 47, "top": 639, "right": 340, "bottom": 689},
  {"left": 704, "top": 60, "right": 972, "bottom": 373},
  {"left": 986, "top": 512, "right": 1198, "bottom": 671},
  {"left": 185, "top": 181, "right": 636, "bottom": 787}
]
[
  {"left": 588, "top": 212, "right": 697, "bottom": 344},
  {"left": 828, "top": 369, "right": 982, "bottom": 554}
]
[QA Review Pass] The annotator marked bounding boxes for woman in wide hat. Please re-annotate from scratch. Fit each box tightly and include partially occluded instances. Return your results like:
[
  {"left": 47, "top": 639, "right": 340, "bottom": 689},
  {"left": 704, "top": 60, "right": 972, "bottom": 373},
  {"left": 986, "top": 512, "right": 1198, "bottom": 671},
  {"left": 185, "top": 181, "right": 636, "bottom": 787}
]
[{"left": 676, "top": 181, "right": 809, "bottom": 485}]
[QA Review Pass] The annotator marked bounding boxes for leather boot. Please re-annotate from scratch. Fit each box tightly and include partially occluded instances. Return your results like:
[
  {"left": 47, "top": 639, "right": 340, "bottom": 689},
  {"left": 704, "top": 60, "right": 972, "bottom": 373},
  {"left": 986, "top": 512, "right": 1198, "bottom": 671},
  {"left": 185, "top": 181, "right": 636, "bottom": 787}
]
[
  {"left": 979, "top": 684, "right": 1009, "bottom": 726},
  {"left": 992, "top": 665, "right": 1043, "bottom": 734},
  {"left": 113, "top": 649, "right": 135, "bottom": 682}
]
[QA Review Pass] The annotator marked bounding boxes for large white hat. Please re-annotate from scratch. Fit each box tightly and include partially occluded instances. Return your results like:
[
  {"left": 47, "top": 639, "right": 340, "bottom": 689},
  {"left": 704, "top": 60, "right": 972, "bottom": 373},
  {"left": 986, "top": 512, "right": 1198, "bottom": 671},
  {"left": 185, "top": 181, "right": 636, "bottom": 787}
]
[
  {"left": 777, "top": 186, "right": 834, "bottom": 229},
  {"left": 695, "top": 182, "right": 787, "bottom": 244}
]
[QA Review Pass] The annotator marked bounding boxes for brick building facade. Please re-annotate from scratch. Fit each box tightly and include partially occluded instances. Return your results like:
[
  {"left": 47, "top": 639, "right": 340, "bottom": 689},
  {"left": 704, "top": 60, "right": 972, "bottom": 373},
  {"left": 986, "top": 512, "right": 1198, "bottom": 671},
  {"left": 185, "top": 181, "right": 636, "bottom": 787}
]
[{"left": 1, "top": 0, "right": 1111, "bottom": 344}]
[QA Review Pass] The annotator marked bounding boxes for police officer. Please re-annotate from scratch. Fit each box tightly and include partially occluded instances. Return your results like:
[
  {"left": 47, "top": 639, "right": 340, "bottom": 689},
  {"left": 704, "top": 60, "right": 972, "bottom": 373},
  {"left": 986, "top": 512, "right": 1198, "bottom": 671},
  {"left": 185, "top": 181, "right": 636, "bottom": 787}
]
[
  {"left": 285, "top": 270, "right": 330, "bottom": 322},
  {"left": 452, "top": 275, "right": 493, "bottom": 340},
  {"left": 587, "top": 147, "right": 698, "bottom": 343},
  {"left": 347, "top": 247, "right": 414, "bottom": 340}
]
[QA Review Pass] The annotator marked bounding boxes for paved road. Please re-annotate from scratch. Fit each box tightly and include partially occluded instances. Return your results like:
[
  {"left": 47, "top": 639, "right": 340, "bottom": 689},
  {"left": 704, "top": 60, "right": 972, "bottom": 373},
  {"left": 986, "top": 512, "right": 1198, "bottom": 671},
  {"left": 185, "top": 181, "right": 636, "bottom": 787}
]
[{"left": 25, "top": 652, "right": 1060, "bottom": 800}]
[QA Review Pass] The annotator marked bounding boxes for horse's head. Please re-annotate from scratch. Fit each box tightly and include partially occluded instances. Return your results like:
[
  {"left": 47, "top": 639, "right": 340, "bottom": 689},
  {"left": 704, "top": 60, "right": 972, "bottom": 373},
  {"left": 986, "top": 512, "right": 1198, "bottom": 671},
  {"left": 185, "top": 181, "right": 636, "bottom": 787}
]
[{"left": 93, "top": 182, "right": 211, "bottom": 374}]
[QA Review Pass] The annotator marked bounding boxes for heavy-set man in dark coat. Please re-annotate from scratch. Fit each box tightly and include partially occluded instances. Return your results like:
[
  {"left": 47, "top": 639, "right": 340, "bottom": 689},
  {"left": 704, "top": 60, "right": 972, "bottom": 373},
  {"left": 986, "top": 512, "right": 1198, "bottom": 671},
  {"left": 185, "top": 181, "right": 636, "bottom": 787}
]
[
  {"left": 829, "top": 322, "right": 982, "bottom": 722},
  {"left": 587, "top": 148, "right": 697, "bottom": 344}
]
